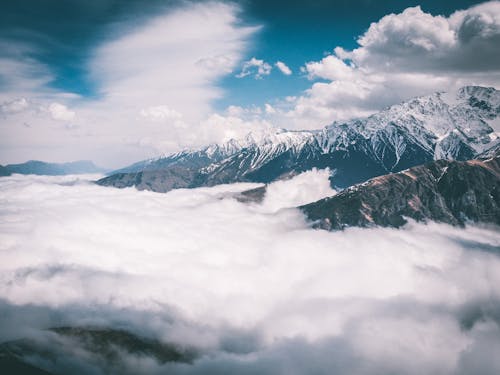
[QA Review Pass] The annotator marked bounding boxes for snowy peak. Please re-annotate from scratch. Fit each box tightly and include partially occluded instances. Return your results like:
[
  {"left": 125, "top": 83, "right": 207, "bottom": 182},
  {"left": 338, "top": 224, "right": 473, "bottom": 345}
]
[
  {"left": 99, "top": 86, "right": 499, "bottom": 192},
  {"left": 457, "top": 85, "right": 499, "bottom": 110},
  {"left": 150, "top": 85, "right": 498, "bottom": 168},
  {"left": 319, "top": 86, "right": 498, "bottom": 161},
  {"left": 209, "top": 128, "right": 315, "bottom": 152}
]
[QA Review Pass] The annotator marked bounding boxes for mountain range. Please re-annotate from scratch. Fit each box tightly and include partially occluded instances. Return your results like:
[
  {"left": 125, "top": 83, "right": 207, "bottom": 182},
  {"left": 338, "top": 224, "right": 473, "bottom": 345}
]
[
  {"left": 97, "top": 86, "right": 499, "bottom": 192},
  {"left": 0, "top": 160, "right": 107, "bottom": 176}
]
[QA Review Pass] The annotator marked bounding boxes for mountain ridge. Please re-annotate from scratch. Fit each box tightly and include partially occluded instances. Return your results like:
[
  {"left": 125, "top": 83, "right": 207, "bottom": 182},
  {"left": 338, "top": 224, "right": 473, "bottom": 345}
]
[
  {"left": 97, "top": 85, "right": 499, "bottom": 192},
  {"left": 2, "top": 160, "right": 107, "bottom": 176},
  {"left": 300, "top": 150, "right": 500, "bottom": 230}
]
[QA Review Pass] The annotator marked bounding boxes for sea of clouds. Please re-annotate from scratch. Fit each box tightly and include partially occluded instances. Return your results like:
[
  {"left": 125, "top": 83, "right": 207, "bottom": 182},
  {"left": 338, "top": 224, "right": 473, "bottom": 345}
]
[{"left": 0, "top": 170, "right": 500, "bottom": 374}]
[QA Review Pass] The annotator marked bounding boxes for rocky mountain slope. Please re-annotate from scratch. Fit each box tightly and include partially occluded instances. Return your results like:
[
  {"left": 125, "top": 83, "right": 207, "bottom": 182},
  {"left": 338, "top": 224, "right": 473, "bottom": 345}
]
[
  {"left": 98, "top": 86, "right": 499, "bottom": 192},
  {"left": 0, "top": 326, "right": 195, "bottom": 375},
  {"left": 2, "top": 160, "right": 107, "bottom": 176},
  {"left": 300, "top": 151, "right": 500, "bottom": 230}
]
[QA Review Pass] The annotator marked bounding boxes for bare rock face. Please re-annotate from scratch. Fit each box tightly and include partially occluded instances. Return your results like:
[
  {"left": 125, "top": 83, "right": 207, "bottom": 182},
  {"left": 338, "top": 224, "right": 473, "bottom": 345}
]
[
  {"left": 97, "top": 167, "right": 200, "bottom": 193},
  {"left": 300, "top": 154, "right": 500, "bottom": 230},
  {"left": 233, "top": 185, "right": 267, "bottom": 204},
  {"left": 97, "top": 86, "right": 499, "bottom": 193}
]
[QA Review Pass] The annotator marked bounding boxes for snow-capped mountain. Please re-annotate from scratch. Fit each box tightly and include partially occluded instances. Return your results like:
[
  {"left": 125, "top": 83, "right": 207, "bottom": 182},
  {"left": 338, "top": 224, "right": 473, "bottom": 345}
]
[{"left": 97, "top": 86, "right": 499, "bottom": 192}]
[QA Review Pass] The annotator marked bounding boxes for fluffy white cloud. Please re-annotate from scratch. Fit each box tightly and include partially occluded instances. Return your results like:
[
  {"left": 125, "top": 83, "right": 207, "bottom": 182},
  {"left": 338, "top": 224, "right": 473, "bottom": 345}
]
[
  {"left": 275, "top": 61, "right": 292, "bottom": 75},
  {"left": 355, "top": 6, "right": 456, "bottom": 59},
  {"left": 196, "top": 112, "right": 273, "bottom": 145},
  {"left": 350, "top": 2, "right": 500, "bottom": 72},
  {"left": 260, "top": 168, "right": 335, "bottom": 212},
  {"left": 0, "top": 174, "right": 500, "bottom": 374},
  {"left": 47, "top": 102, "right": 76, "bottom": 121},
  {"left": 283, "top": 1, "right": 500, "bottom": 129},
  {"left": 0, "top": 97, "right": 29, "bottom": 115},
  {"left": 236, "top": 57, "right": 272, "bottom": 79},
  {"left": 304, "top": 55, "right": 355, "bottom": 81},
  {"left": 0, "top": 98, "right": 81, "bottom": 160},
  {"left": 264, "top": 103, "right": 276, "bottom": 114}
]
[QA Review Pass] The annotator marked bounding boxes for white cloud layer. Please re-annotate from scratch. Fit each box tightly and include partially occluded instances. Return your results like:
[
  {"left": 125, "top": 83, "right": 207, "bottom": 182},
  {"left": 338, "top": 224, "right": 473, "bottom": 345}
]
[{"left": 1, "top": 173, "right": 500, "bottom": 374}]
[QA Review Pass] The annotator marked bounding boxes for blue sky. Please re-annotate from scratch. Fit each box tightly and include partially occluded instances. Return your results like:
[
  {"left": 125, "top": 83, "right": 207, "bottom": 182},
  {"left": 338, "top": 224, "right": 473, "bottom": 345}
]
[
  {"left": 218, "top": 0, "right": 486, "bottom": 109},
  {"left": 0, "top": 0, "right": 499, "bottom": 167},
  {"left": 0, "top": 0, "right": 486, "bottom": 106}
]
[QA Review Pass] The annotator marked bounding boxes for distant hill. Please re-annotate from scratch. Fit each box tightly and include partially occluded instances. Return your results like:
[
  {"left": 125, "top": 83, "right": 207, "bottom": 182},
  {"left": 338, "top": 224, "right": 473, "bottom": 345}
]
[
  {"left": 2, "top": 160, "right": 107, "bottom": 176},
  {"left": 0, "top": 165, "right": 10, "bottom": 176}
]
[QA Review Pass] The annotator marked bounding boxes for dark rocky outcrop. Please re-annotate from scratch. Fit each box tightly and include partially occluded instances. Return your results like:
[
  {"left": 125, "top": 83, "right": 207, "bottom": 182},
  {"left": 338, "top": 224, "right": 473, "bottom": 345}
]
[
  {"left": 301, "top": 154, "right": 500, "bottom": 230},
  {"left": 97, "top": 166, "right": 199, "bottom": 193},
  {"left": 0, "top": 165, "right": 10, "bottom": 176},
  {"left": 233, "top": 185, "right": 267, "bottom": 204}
]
